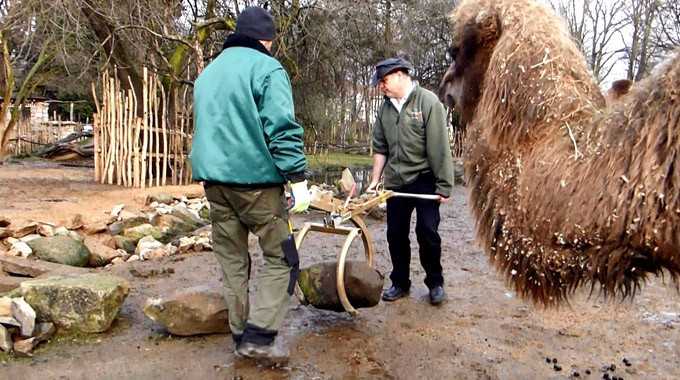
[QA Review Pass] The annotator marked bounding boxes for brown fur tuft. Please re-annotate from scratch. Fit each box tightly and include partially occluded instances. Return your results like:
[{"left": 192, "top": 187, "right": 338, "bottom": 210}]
[{"left": 440, "top": 0, "right": 680, "bottom": 306}]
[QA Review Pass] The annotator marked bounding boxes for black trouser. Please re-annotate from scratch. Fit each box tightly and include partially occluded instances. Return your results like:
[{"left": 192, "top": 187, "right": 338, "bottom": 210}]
[{"left": 386, "top": 173, "right": 443, "bottom": 290}]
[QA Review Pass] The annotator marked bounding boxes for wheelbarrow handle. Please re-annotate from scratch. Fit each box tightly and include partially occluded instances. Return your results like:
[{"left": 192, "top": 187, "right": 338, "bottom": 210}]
[{"left": 390, "top": 192, "right": 441, "bottom": 201}]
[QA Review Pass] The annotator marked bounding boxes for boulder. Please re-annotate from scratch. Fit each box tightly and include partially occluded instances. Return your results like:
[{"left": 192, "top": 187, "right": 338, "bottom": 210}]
[
  {"left": 114, "top": 235, "right": 138, "bottom": 254},
  {"left": 170, "top": 205, "right": 206, "bottom": 229},
  {"left": 151, "top": 214, "right": 198, "bottom": 243},
  {"left": 298, "top": 261, "right": 384, "bottom": 312},
  {"left": 27, "top": 236, "right": 91, "bottom": 267},
  {"left": 143, "top": 285, "right": 229, "bottom": 336},
  {"left": 108, "top": 216, "right": 148, "bottom": 236},
  {"left": 84, "top": 237, "right": 125, "bottom": 267},
  {"left": 145, "top": 193, "right": 175, "bottom": 205},
  {"left": 135, "top": 236, "right": 174, "bottom": 260},
  {"left": 20, "top": 274, "right": 129, "bottom": 333},
  {"left": 123, "top": 223, "right": 165, "bottom": 243},
  {"left": 11, "top": 297, "right": 36, "bottom": 337}
]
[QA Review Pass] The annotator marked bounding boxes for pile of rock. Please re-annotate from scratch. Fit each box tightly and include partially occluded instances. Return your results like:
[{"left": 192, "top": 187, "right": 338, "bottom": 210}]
[
  {"left": 0, "top": 273, "right": 129, "bottom": 356},
  {"left": 0, "top": 296, "right": 55, "bottom": 356},
  {"left": 105, "top": 193, "right": 212, "bottom": 264}
]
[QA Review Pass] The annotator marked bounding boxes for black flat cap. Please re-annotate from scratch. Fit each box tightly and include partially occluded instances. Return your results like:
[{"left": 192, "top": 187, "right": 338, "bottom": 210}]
[
  {"left": 371, "top": 57, "right": 414, "bottom": 86},
  {"left": 236, "top": 6, "right": 276, "bottom": 41}
]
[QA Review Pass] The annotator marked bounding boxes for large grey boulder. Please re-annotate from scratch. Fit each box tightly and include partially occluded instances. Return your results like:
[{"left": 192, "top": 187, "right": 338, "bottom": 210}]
[
  {"left": 143, "top": 285, "right": 229, "bottom": 336},
  {"left": 27, "top": 236, "right": 91, "bottom": 267},
  {"left": 20, "top": 274, "right": 129, "bottom": 333},
  {"left": 298, "top": 261, "right": 384, "bottom": 312}
]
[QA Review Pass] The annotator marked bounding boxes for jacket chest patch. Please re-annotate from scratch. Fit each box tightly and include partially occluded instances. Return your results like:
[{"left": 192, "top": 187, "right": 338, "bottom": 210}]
[{"left": 406, "top": 110, "right": 423, "bottom": 122}]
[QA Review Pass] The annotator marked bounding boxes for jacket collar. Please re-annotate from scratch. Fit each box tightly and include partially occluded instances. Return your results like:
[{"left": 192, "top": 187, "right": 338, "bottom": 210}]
[{"left": 222, "top": 33, "right": 272, "bottom": 56}]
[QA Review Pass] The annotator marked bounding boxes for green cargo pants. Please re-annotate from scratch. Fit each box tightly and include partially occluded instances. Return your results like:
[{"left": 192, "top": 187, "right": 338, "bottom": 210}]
[{"left": 204, "top": 183, "right": 295, "bottom": 345}]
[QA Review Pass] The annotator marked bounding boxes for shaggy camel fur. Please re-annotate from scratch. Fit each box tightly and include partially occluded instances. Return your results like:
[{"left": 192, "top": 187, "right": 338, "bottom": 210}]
[{"left": 439, "top": 0, "right": 680, "bottom": 306}]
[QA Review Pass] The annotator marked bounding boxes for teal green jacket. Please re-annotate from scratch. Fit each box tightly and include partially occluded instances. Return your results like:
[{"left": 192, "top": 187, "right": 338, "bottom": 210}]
[
  {"left": 191, "top": 35, "right": 306, "bottom": 185},
  {"left": 372, "top": 84, "right": 454, "bottom": 197}
]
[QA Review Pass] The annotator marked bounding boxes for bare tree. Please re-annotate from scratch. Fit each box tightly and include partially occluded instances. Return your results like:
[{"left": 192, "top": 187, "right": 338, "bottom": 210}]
[
  {"left": 622, "top": 0, "right": 661, "bottom": 81},
  {"left": 549, "top": 0, "right": 629, "bottom": 83}
]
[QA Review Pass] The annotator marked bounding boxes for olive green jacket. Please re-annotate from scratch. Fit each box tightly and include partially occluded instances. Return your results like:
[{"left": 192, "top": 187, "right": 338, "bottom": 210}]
[{"left": 372, "top": 84, "right": 454, "bottom": 197}]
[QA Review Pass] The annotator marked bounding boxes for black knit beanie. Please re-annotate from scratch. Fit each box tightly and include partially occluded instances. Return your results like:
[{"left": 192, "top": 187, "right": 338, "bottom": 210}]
[{"left": 235, "top": 6, "right": 275, "bottom": 41}]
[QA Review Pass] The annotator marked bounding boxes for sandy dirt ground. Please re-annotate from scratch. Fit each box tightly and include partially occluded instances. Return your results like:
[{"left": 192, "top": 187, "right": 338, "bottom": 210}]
[{"left": 1, "top": 159, "right": 679, "bottom": 380}]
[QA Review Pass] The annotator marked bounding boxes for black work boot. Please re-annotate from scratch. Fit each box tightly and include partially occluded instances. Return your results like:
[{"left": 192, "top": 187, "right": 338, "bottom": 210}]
[
  {"left": 382, "top": 285, "right": 409, "bottom": 302},
  {"left": 236, "top": 341, "right": 290, "bottom": 367},
  {"left": 428, "top": 286, "right": 446, "bottom": 305}
]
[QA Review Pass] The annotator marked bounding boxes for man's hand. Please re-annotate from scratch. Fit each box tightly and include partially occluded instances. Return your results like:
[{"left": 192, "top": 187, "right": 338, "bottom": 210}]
[
  {"left": 438, "top": 195, "right": 450, "bottom": 204},
  {"left": 289, "top": 180, "right": 311, "bottom": 213},
  {"left": 365, "top": 181, "right": 380, "bottom": 194}
]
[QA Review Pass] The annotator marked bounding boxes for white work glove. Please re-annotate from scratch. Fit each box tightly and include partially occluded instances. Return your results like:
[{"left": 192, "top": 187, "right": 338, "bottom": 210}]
[{"left": 289, "top": 180, "right": 311, "bottom": 213}]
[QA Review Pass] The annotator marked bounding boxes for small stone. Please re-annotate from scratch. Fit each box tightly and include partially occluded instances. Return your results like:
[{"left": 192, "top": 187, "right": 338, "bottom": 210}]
[
  {"left": 10, "top": 241, "right": 32, "bottom": 257},
  {"left": 111, "top": 204, "right": 125, "bottom": 217},
  {"left": 127, "top": 255, "right": 140, "bottom": 262},
  {"left": 20, "top": 234, "right": 43, "bottom": 243},
  {"left": 37, "top": 224, "right": 56, "bottom": 237},
  {"left": 66, "top": 214, "right": 85, "bottom": 230},
  {"left": 53, "top": 226, "right": 70, "bottom": 236},
  {"left": 0, "top": 316, "right": 21, "bottom": 327},
  {"left": 83, "top": 221, "right": 108, "bottom": 235},
  {"left": 12, "top": 223, "right": 38, "bottom": 238},
  {"left": 34, "top": 322, "right": 56, "bottom": 343},
  {"left": 0, "top": 324, "right": 11, "bottom": 352},
  {"left": 13, "top": 337, "right": 37, "bottom": 357},
  {"left": 0, "top": 297, "right": 11, "bottom": 316},
  {"left": 11, "top": 297, "right": 36, "bottom": 337}
]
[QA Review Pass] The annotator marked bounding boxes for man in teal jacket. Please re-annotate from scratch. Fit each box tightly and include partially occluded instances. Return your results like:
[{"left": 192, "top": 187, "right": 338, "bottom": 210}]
[{"left": 191, "top": 6, "right": 309, "bottom": 366}]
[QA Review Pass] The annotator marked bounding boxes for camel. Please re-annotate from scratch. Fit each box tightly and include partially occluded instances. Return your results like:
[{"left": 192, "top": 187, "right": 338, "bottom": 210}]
[
  {"left": 605, "top": 79, "right": 633, "bottom": 105},
  {"left": 438, "top": 0, "right": 680, "bottom": 306}
]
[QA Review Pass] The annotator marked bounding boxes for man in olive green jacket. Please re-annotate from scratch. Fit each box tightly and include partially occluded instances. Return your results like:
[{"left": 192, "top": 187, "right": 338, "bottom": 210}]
[
  {"left": 366, "top": 57, "right": 454, "bottom": 306},
  {"left": 191, "top": 6, "right": 309, "bottom": 366}
]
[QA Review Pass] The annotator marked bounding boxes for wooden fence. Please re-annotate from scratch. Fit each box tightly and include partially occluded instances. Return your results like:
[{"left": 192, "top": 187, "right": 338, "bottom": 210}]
[
  {"left": 92, "top": 68, "right": 193, "bottom": 188},
  {"left": 6, "top": 119, "right": 85, "bottom": 156}
]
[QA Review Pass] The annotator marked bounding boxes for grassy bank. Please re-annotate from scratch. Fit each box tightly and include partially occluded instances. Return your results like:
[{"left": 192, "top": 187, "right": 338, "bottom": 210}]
[{"left": 305, "top": 152, "right": 372, "bottom": 169}]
